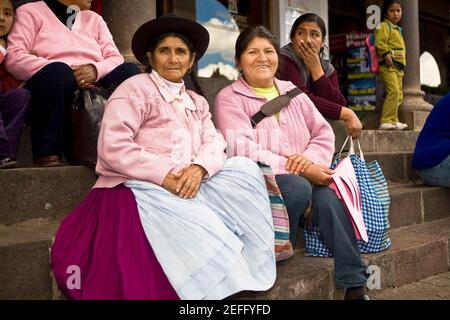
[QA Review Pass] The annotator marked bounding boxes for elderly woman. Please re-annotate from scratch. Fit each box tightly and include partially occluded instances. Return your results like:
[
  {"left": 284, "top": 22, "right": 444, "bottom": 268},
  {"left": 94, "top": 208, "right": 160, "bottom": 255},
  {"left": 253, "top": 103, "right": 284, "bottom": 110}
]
[
  {"left": 5, "top": 0, "right": 140, "bottom": 166},
  {"left": 277, "top": 13, "right": 362, "bottom": 149},
  {"left": 215, "top": 26, "right": 369, "bottom": 300},
  {"left": 50, "top": 16, "right": 276, "bottom": 300}
]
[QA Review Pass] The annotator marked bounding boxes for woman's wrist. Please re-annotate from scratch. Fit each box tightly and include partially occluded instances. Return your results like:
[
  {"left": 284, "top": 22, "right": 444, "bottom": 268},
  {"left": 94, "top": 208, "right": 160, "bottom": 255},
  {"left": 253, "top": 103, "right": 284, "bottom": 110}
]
[
  {"left": 310, "top": 68, "right": 325, "bottom": 81},
  {"left": 193, "top": 164, "right": 207, "bottom": 178},
  {"left": 340, "top": 107, "right": 354, "bottom": 121}
]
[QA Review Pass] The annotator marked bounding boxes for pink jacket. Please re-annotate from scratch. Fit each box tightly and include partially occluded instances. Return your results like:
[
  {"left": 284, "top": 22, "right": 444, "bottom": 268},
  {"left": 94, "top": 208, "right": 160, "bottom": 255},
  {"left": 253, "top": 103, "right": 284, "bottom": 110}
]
[
  {"left": 214, "top": 77, "right": 334, "bottom": 175},
  {"left": 94, "top": 73, "right": 227, "bottom": 189},
  {"left": 5, "top": 1, "right": 123, "bottom": 81}
]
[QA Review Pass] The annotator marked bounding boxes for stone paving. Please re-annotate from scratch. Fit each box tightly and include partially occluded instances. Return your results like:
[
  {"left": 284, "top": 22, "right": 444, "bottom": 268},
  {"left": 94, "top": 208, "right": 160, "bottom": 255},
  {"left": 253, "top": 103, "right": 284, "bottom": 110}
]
[{"left": 372, "top": 272, "right": 450, "bottom": 300}]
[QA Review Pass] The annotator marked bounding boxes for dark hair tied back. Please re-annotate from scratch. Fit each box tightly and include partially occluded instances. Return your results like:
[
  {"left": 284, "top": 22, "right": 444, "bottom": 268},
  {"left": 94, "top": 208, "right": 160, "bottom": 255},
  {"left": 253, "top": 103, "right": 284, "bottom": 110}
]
[
  {"left": 381, "top": 0, "right": 403, "bottom": 17},
  {"left": 235, "top": 25, "right": 280, "bottom": 65},
  {"left": 290, "top": 13, "right": 327, "bottom": 41}
]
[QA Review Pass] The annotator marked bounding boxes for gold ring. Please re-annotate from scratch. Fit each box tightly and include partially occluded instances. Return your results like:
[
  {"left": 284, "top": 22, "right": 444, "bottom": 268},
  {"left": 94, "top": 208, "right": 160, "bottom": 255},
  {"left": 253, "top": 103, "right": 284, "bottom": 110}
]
[{"left": 81, "top": 80, "right": 85, "bottom": 84}]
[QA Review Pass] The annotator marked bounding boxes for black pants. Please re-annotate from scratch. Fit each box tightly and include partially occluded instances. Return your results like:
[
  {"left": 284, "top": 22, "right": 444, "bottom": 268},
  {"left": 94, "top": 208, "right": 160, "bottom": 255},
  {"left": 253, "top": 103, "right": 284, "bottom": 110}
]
[
  {"left": 275, "top": 174, "right": 369, "bottom": 288},
  {"left": 24, "top": 62, "right": 141, "bottom": 158}
]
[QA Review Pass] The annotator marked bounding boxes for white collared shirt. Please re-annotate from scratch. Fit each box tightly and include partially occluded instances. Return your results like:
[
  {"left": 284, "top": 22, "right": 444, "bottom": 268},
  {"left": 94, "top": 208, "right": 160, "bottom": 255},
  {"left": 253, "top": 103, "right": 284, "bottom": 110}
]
[{"left": 150, "top": 70, "right": 196, "bottom": 124}]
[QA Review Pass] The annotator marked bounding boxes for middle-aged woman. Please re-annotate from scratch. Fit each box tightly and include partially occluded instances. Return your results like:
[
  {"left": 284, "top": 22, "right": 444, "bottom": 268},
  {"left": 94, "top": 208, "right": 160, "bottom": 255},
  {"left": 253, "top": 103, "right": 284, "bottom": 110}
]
[
  {"left": 277, "top": 13, "right": 362, "bottom": 149},
  {"left": 215, "top": 25, "right": 369, "bottom": 300},
  {"left": 5, "top": 0, "right": 141, "bottom": 167},
  {"left": 50, "top": 16, "right": 276, "bottom": 300}
]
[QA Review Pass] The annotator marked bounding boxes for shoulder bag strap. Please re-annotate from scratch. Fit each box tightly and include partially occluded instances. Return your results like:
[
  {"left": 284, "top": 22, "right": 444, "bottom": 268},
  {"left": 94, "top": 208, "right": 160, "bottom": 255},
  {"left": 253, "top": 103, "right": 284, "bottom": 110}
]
[{"left": 250, "top": 87, "right": 302, "bottom": 128}]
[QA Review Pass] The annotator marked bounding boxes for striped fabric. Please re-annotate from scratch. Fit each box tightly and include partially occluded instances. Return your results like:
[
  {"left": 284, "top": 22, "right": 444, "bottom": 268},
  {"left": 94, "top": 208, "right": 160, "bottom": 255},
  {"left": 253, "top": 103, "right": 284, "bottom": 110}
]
[
  {"left": 304, "top": 154, "right": 391, "bottom": 257},
  {"left": 259, "top": 164, "right": 294, "bottom": 262}
]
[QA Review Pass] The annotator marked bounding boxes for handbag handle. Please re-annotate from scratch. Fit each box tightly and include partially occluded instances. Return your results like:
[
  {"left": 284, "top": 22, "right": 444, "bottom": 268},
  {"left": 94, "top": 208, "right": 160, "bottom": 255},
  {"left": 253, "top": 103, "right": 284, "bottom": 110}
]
[
  {"left": 338, "top": 135, "right": 365, "bottom": 161},
  {"left": 354, "top": 139, "right": 365, "bottom": 161}
]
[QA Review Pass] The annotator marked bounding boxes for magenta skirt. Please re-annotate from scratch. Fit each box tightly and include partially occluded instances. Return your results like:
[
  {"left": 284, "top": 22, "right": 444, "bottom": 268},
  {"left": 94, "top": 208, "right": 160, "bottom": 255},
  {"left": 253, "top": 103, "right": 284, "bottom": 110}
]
[{"left": 50, "top": 184, "right": 179, "bottom": 300}]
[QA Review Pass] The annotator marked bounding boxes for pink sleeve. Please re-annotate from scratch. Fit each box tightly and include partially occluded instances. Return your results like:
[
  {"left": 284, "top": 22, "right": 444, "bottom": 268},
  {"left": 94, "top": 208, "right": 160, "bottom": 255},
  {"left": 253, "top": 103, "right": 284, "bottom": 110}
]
[
  {"left": 96, "top": 96, "right": 173, "bottom": 186},
  {"left": 214, "top": 89, "right": 288, "bottom": 175},
  {"left": 192, "top": 97, "right": 227, "bottom": 179},
  {"left": 90, "top": 17, "right": 124, "bottom": 81},
  {"left": 5, "top": 8, "right": 54, "bottom": 81},
  {"left": 299, "top": 94, "right": 335, "bottom": 167}
]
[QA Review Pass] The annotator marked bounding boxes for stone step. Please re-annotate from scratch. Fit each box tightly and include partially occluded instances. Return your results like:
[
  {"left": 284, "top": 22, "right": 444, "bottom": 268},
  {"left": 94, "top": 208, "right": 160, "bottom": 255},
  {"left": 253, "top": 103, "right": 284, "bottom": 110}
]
[
  {"left": 0, "top": 219, "right": 59, "bottom": 300},
  {"left": 364, "top": 151, "right": 418, "bottom": 182},
  {"left": 359, "top": 130, "right": 420, "bottom": 153},
  {"left": 330, "top": 107, "right": 428, "bottom": 131},
  {"left": 371, "top": 271, "right": 450, "bottom": 300},
  {"left": 0, "top": 167, "right": 96, "bottom": 225},
  {"left": 1, "top": 217, "right": 450, "bottom": 300},
  {"left": 294, "top": 182, "right": 450, "bottom": 250},
  {"left": 17, "top": 126, "right": 420, "bottom": 169},
  {"left": 239, "top": 217, "right": 450, "bottom": 300},
  {"left": 15, "top": 126, "right": 32, "bottom": 167},
  {"left": 389, "top": 183, "right": 450, "bottom": 229}
]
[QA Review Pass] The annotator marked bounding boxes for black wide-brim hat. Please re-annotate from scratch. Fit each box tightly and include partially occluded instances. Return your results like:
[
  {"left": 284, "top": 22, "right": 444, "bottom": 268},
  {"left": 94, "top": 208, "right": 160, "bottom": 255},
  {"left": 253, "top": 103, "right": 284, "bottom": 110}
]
[{"left": 132, "top": 16, "right": 210, "bottom": 65}]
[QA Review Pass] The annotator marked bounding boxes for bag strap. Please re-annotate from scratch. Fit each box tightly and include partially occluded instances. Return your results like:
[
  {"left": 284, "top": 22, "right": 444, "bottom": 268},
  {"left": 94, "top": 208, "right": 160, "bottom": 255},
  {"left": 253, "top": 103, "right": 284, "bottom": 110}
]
[
  {"left": 250, "top": 87, "right": 302, "bottom": 128},
  {"left": 338, "top": 135, "right": 365, "bottom": 161}
]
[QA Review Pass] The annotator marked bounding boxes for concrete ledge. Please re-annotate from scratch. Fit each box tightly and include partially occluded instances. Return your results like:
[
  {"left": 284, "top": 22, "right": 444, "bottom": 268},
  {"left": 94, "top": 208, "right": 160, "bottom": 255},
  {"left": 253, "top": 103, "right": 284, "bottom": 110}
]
[
  {"left": 364, "top": 151, "right": 418, "bottom": 182},
  {"left": 372, "top": 272, "right": 450, "bottom": 300},
  {"left": 389, "top": 184, "right": 450, "bottom": 229},
  {"left": 359, "top": 130, "right": 420, "bottom": 153},
  {"left": 0, "top": 219, "right": 59, "bottom": 300},
  {"left": 1, "top": 218, "right": 450, "bottom": 300},
  {"left": 231, "top": 218, "right": 450, "bottom": 299},
  {"left": 0, "top": 167, "right": 96, "bottom": 225}
]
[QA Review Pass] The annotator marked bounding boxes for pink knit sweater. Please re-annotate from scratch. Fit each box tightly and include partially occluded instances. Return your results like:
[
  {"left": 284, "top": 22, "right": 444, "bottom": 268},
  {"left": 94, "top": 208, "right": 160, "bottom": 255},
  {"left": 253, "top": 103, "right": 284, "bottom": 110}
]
[
  {"left": 5, "top": 1, "right": 123, "bottom": 81},
  {"left": 214, "top": 77, "right": 335, "bottom": 175},
  {"left": 94, "top": 73, "right": 227, "bottom": 189}
]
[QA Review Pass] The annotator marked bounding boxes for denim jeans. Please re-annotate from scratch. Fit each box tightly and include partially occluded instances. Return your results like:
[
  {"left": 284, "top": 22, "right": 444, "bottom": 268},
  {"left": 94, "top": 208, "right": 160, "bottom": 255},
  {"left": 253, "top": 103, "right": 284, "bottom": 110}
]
[
  {"left": 275, "top": 174, "right": 369, "bottom": 288},
  {"left": 418, "top": 155, "right": 450, "bottom": 188}
]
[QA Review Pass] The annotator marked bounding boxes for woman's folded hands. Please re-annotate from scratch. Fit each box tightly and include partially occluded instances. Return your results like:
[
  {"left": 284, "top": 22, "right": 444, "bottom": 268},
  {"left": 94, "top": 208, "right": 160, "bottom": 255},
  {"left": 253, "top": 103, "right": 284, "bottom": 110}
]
[{"left": 162, "top": 164, "right": 207, "bottom": 199}]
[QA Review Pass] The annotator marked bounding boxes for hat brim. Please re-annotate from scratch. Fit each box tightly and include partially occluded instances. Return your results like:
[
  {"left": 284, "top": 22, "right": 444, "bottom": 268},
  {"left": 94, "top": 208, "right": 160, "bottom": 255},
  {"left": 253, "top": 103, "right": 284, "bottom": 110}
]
[{"left": 132, "top": 16, "right": 210, "bottom": 66}]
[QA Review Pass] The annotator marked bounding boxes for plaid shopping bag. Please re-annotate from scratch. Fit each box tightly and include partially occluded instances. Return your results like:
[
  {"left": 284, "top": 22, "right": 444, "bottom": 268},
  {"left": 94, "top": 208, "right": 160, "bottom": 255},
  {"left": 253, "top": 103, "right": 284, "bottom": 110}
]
[
  {"left": 304, "top": 138, "right": 391, "bottom": 257},
  {"left": 258, "top": 164, "right": 294, "bottom": 262}
]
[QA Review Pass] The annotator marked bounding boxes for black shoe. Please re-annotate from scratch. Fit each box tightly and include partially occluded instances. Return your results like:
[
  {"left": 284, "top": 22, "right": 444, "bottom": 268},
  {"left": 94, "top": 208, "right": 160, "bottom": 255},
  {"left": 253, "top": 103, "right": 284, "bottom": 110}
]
[
  {"left": 33, "top": 155, "right": 63, "bottom": 167},
  {"left": 0, "top": 157, "right": 18, "bottom": 169},
  {"left": 344, "top": 285, "right": 371, "bottom": 300}
]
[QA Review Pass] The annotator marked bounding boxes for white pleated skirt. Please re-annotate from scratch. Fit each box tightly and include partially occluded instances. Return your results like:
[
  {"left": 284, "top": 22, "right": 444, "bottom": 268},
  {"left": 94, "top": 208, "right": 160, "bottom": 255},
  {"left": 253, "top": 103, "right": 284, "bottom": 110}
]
[{"left": 125, "top": 157, "right": 276, "bottom": 300}]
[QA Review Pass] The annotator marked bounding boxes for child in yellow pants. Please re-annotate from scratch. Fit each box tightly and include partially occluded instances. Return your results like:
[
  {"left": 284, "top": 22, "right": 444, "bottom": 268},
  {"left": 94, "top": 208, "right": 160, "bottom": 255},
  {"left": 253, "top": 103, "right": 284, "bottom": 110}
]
[
  {"left": 375, "top": 0, "right": 408, "bottom": 130},
  {"left": 378, "top": 65, "right": 403, "bottom": 125}
]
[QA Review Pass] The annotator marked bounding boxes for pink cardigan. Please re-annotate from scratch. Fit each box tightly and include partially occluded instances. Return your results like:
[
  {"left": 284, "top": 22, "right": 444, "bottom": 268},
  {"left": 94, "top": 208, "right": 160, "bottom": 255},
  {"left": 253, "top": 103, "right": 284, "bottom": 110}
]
[
  {"left": 5, "top": 1, "right": 123, "bottom": 81},
  {"left": 94, "top": 73, "right": 227, "bottom": 189},
  {"left": 214, "top": 77, "right": 334, "bottom": 175}
]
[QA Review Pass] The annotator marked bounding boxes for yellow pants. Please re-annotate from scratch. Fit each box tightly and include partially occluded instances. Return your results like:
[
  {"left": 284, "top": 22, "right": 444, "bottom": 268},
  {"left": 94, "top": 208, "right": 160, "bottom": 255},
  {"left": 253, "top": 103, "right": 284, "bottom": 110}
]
[{"left": 379, "top": 65, "right": 404, "bottom": 124}]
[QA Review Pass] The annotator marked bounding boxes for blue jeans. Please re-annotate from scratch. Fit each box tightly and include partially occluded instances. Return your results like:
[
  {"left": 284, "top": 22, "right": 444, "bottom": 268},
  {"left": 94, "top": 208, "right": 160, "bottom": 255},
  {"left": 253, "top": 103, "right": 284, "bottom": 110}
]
[
  {"left": 275, "top": 174, "right": 369, "bottom": 289},
  {"left": 418, "top": 155, "right": 450, "bottom": 188}
]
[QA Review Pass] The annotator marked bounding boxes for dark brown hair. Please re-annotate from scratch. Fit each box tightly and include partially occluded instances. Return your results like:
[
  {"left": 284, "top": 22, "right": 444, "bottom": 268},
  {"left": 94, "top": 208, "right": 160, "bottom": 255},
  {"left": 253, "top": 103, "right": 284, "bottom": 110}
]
[
  {"left": 289, "top": 13, "right": 327, "bottom": 56},
  {"left": 145, "top": 32, "right": 204, "bottom": 96},
  {"left": 234, "top": 25, "right": 280, "bottom": 65},
  {"left": 382, "top": 0, "right": 403, "bottom": 18},
  {"left": 146, "top": 32, "right": 195, "bottom": 66}
]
